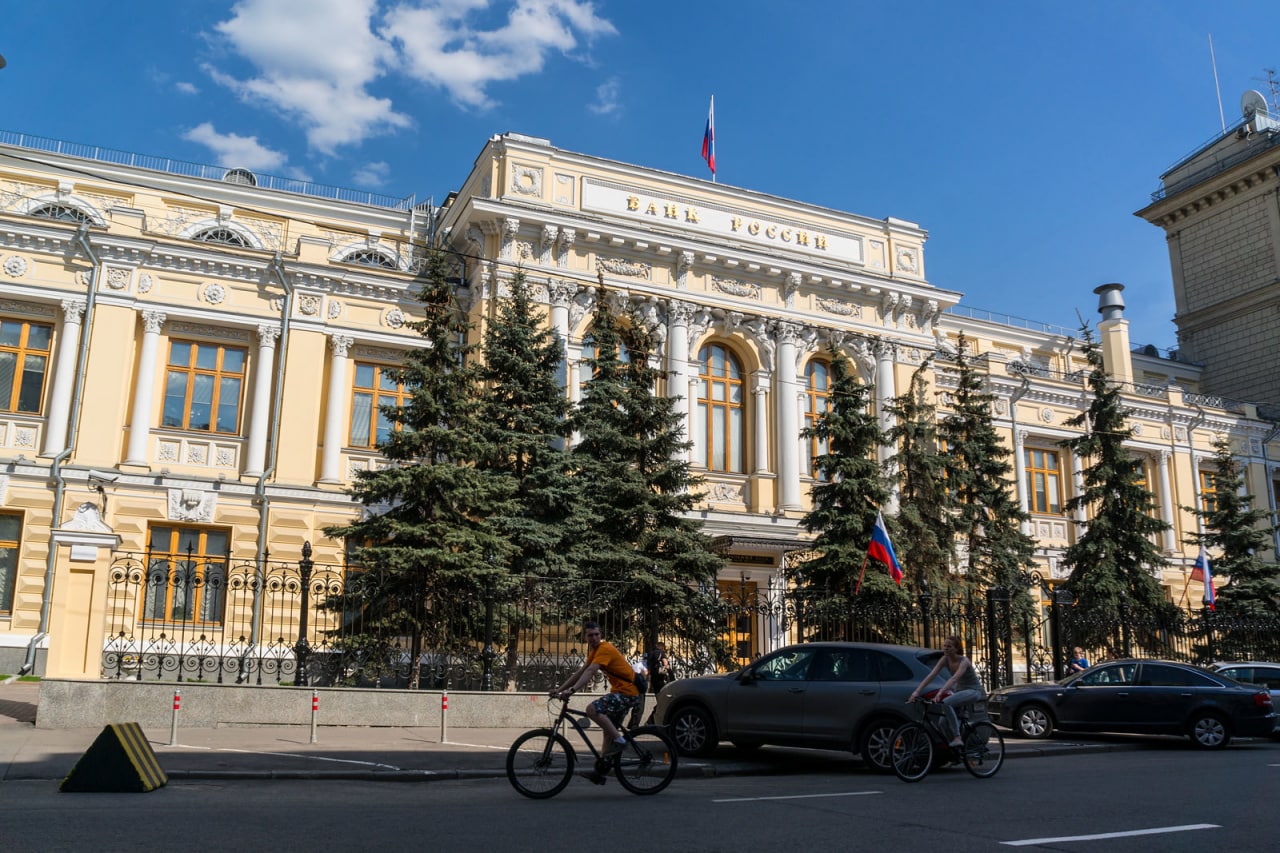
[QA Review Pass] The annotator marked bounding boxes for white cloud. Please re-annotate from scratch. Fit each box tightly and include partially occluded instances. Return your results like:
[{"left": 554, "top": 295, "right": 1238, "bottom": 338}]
[
  {"left": 175, "top": 81, "right": 200, "bottom": 95},
  {"left": 207, "top": 0, "right": 410, "bottom": 154},
  {"left": 382, "top": 0, "right": 617, "bottom": 109},
  {"left": 182, "top": 122, "right": 289, "bottom": 172},
  {"left": 352, "top": 161, "right": 392, "bottom": 187},
  {"left": 588, "top": 76, "right": 620, "bottom": 116}
]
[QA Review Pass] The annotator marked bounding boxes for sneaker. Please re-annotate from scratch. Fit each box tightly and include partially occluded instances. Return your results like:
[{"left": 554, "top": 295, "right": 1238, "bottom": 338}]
[
  {"left": 604, "top": 739, "right": 627, "bottom": 757},
  {"left": 578, "top": 770, "right": 607, "bottom": 786},
  {"left": 948, "top": 738, "right": 964, "bottom": 748}
]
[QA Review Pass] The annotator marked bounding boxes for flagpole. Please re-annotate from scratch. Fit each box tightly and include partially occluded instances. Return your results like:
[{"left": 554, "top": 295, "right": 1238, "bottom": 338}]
[
  {"left": 710, "top": 94, "right": 716, "bottom": 184},
  {"left": 853, "top": 551, "right": 869, "bottom": 596}
]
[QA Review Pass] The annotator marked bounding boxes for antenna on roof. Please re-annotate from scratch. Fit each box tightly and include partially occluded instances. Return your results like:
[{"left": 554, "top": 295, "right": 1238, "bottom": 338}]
[
  {"left": 1209, "top": 35, "right": 1226, "bottom": 133},
  {"left": 1253, "top": 68, "right": 1280, "bottom": 113}
]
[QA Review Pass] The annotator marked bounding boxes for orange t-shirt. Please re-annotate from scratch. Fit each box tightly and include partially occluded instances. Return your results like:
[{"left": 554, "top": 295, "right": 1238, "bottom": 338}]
[{"left": 587, "top": 641, "right": 639, "bottom": 696}]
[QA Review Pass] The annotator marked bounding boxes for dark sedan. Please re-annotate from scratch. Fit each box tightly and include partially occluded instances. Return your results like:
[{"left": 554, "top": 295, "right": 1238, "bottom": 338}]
[
  {"left": 989, "top": 659, "right": 1276, "bottom": 749},
  {"left": 652, "top": 642, "right": 943, "bottom": 772}
]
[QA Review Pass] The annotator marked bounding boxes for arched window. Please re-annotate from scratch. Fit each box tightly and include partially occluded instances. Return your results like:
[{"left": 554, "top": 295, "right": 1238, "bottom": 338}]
[
  {"left": 695, "top": 343, "right": 745, "bottom": 472},
  {"left": 803, "top": 359, "right": 832, "bottom": 477},
  {"left": 29, "top": 203, "right": 93, "bottom": 224},
  {"left": 192, "top": 227, "right": 248, "bottom": 247},
  {"left": 343, "top": 248, "right": 398, "bottom": 269}
]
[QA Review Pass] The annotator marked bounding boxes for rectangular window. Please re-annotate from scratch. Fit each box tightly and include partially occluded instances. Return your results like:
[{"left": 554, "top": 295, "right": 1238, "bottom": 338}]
[
  {"left": 349, "top": 363, "right": 409, "bottom": 448},
  {"left": 1025, "top": 448, "right": 1062, "bottom": 514},
  {"left": 161, "top": 341, "right": 245, "bottom": 434},
  {"left": 1199, "top": 469, "right": 1219, "bottom": 514},
  {"left": 144, "top": 526, "right": 229, "bottom": 624},
  {"left": 0, "top": 319, "right": 52, "bottom": 414},
  {"left": 0, "top": 513, "right": 20, "bottom": 613}
]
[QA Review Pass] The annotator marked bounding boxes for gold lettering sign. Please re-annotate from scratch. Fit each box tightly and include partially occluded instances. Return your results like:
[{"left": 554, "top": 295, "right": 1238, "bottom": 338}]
[{"left": 626, "top": 195, "right": 828, "bottom": 253}]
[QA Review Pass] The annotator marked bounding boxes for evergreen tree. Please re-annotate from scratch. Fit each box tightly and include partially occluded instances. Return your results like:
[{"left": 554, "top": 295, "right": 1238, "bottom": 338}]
[
  {"left": 478, "top": 271, "right": 584, "bottom": 687},
  {"left": 1059, "top": 328, "right": 1169, "bottom": 636},
  {"left": 884, "top": 358, "right": 953, "bottom": 594},
  {"left": 938, "top": 333, "right": 1037, "bottom": 609},
  {"left": 1187, "top": 437, "right": 1280, "bottom": 617},
  {"left": 325, "top": 249, "right": 515, "bottom": 688},
  {"left": 797, "top": 348, "right": 902, "bottom": 612},
  {"left": 570, "top": 294, "right": 725, "bottom": 659}
]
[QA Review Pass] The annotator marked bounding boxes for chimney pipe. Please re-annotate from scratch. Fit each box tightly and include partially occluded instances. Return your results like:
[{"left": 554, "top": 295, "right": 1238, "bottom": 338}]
[{"left": 1094, "top": 282, "right": 1126, "bottom": 322}]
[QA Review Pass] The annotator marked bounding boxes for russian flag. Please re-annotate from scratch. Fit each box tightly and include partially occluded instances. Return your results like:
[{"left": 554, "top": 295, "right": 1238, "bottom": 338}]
[
  {"left": 1192, "top": 547, "right": 1216, "bottom": 610},
  {"left": 868, "top": 511, "right": 904, "bottom": 585},
  {"left": 701, "top": 95, "right": 715, "bottom": 175}
]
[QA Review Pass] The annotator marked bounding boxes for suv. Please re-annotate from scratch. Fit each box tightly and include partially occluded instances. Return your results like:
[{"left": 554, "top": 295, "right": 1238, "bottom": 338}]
[
  {"left": 652, "top": 642, "right": 943, "bottom": 772},
  {"left": 1209, "top": 662, "right": 1280, "bottom": 734}
]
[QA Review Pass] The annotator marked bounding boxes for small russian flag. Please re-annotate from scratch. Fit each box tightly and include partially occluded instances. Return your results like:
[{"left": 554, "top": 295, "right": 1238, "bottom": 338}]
[
  {"left": 701, "top": 95, "right": 715, "bottom": 175},
  {"left": 868, "top": 511, "right": 904, "bottom": 585},
  {"left": 1192, "top": 547, "right": 1216, "bottom": 610}
]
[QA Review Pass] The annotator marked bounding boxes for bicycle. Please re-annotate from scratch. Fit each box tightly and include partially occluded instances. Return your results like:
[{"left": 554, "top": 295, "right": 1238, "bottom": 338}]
[
  {"left": 889, "top": 696, "right": 1005, "bottom": 782},
  {"left": 506, "top": 697, "right": 679, "bottom": 798}
]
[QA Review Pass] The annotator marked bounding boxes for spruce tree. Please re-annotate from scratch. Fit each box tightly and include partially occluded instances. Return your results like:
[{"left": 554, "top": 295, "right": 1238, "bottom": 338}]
[
  {"left": 1059, "top": 328, "right": 1169, "bottom": 637},
  {"left": 797, "top": 348, "right": 902, "bottom": 615},
  {"left": 570, "top": 295, "right": 724, "bottom": 659},
  {"left": 884, "top": 358, "right": 953, "bottom": 594},
  {"left": 325, "top": 249, "right": 515, "bottom": 688},
  {"left": 938, "top": 333, "right": 1037, "bottom": 609},
  {"left": 1187, "top": 437, "right": 1280, "bottom": 617}
]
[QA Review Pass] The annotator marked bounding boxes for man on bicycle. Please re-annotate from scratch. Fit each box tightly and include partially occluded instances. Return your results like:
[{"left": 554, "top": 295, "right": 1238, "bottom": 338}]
[{"left": 552, "top": 620, "right": 641, "bottom": 784}]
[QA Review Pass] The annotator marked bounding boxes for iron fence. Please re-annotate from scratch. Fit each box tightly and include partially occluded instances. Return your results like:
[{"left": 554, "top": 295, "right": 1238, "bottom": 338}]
[{"left": 101, "top": 544, "right": 1280, "bottom": 691}]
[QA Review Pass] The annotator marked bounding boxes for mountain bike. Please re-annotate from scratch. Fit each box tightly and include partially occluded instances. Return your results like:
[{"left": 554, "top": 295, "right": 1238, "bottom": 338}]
[
  {"left": 890, "top": 696, "right": 1005, "bottom": 782},
  {"left": 506, "top": 697, "right": 679, "bottom": 798}
]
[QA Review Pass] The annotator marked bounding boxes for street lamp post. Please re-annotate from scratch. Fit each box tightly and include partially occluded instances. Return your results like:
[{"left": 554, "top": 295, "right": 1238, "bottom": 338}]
[{"left": 294, "top": 542, "right": 314, "bottom": 687}]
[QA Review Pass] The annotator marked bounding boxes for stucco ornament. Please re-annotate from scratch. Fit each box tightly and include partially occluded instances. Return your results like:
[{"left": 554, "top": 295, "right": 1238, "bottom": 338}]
[
  {"left": 3, "top": 255, "right": 28, "bottom": 277},
  {"left": 202, "top": 283, "right": 227, "bottom": 304},
  {"left": 167, "top": 488, "right": 216, "bottom": 523},
  {"left": 383, "top": 308, "right": 406, "bottom": 329}
]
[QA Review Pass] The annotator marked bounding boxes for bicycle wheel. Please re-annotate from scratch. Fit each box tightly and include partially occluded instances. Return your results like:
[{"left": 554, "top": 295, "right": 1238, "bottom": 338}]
[
  {"left": 961, "top": 722, "right": 1005, "bottom": 779},
  {"left": 506, "top": 729, "right": 575, "bottom": 799},
  {"left": 613, "top": 726, "right": 679, "bottom": 795},
  {"left": 890, "top": 722, "right": 933, "bottom": 783}
]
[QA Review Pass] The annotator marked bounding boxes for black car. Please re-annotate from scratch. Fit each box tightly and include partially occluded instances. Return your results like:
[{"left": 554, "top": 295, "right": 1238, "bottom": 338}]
[
  {"left": 989, "top": 659, "right": 1276, "bottom": 749},
  {"left": 652, "top": 642, "right": 944, "bottom": 772}
]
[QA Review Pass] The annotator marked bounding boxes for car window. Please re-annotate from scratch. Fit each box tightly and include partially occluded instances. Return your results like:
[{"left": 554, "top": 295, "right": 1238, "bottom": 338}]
[
  {"left": 1218, "top": 667, "right": 1250, "bottom": 683},
  {"left": 810, "top": 649, "right": 875, "bottom": 682},
  {"left": 753, "top": 648, "right": 816, "bottom": 681},
  {"left": 1079, "top": 663, "right": 1135, "bottom": 685},
  {"left": 1136, "top": 664, "right": 1201, "bottom": 687},
  {"left": 1254, "top": 667, "right": 1280, "bottom": 690},
  {"left": 877, "top": 651, "right": 916, "bottom": 682}
]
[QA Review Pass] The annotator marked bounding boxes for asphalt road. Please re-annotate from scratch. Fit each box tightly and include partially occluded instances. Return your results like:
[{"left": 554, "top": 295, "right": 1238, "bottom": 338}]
[{"left": 3, "top": 740, "right": 1277, "bottom": 852}]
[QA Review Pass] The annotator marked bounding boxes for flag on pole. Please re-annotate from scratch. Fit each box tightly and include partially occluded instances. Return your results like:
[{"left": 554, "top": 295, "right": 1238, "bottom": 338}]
[
  {"left": 1191, "top": 547, "right": 1216, "bottom": 610},
  {"left": 867, "top": 511, "right": 903, "bottom": 585},
  {"left": 701, "top": 95, "right": 716, "bottom": 177}
]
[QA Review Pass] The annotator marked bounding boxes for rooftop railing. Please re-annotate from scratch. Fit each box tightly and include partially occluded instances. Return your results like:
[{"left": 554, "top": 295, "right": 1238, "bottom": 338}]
[{"left": 944, "top": 305, "right": 1078, "bottom": 340}]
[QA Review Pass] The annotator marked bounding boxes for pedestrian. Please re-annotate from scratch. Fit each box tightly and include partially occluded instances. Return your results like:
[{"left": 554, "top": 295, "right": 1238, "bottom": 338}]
[
  {"left": 551, "top": 620, "right": 642, "bottom": 785},
  {"left": 907, "top": 636, "right": 986, "bottom": 749},
  {"left": 1068, "top": 647, "right": 1090, "bottom": 674},
  {"left": 627, "top": 651, "right": 649, "bottom": 729},
  {"left": 644, "top": 641, "right": 669, "bottom": 695}
]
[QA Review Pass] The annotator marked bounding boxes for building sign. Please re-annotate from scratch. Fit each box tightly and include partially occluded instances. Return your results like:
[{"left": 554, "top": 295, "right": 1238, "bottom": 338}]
[{"left": 582, "top": 179, "right": 865, "bottom": 266}]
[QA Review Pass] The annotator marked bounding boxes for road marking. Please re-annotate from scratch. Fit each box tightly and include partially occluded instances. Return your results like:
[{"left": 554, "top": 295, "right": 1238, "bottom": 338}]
[
  {"left": 1001, "top": 824, "right": 1220, "bottom": 846},
  {"left": 173, "top": 744, "right": 402, "bottom": 770},
  {"left": 713, "top": 791, "right": 882, "bottom": 803}
]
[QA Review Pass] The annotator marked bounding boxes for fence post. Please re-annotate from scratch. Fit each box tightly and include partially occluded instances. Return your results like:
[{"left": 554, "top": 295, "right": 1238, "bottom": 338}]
[
  {"left": 1201, "top": 606, "right": 1216, "bottom": 664},
  {"left": 1118, "top": 592, "right": 1132, "bottom": 658},
  {"left": 481, "top": 576, "right": 496, "bottom": 692},
  {"left": 1049, "top": 588, "right": 1069, "bottom": 680},
  {"left": 294, "top": 542, "right": 314, "bottom": 687},
  {"left": 918, "top": 585, "right": 933, "bottom": 650}
]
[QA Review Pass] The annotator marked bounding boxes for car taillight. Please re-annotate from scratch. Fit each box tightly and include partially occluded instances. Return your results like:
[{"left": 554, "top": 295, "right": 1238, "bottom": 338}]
[{"left": 1254, "top": 691, "right": 1273, "bottom": 709}]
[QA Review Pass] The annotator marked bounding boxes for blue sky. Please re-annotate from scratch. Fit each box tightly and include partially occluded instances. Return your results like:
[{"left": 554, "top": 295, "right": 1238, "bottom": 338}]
[{"left": 4, "top": 1, "right": 1280, "bottom": 351}]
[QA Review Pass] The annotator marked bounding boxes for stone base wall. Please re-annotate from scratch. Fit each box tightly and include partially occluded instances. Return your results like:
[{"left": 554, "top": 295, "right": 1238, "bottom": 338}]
[{"left": 35, "top": 678, "right": 599, "bottom": 729}]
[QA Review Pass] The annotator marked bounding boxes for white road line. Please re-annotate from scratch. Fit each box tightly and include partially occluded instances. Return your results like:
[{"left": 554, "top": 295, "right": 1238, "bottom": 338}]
[
  {"left": 171, "top": 744, "right": 402, "bottom": 770},
  {"left": 713, "top": 791, "right": 882, "bottom": 803},
  {"left": 1001, "top": 824, "right": 1220, "bottom": 846}
]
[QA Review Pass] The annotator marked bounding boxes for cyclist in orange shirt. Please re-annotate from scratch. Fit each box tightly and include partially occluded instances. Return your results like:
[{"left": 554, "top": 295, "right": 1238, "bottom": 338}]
[{"left": 552, "top": 620, "right": 641, "bottom": 784}]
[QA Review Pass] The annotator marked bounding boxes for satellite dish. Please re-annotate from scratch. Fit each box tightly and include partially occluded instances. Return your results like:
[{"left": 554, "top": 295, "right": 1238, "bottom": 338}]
[
  {"left": 0, "top": 53, "right": 7, "bottom": 70},
  {"left": 1242, "top": 89, "right": 1268, "bottom": 118}
]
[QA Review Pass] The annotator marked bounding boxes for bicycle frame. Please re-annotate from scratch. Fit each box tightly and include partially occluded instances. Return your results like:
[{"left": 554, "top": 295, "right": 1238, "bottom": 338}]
[{"left": 546, "top": 698, "right": 631, "bottom": 765}]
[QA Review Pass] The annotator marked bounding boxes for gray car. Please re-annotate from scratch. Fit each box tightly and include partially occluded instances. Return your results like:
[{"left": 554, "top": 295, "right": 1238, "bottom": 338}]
[
  {"left": 1209, "top": 662, "right": 1280, "bottom": 734},
  {"left": 652, "top": 642, "right": 944, "bottom": 772}
]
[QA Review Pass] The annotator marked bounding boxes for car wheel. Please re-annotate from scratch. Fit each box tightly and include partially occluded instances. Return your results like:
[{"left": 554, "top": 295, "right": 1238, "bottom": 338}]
[
  {"left": 1014, "top": 704, "right": 1053, "bottom": 739},
  {"left": 1188, "top": 712, "right": 1231, "bottom": 749},
  {"left": 858, "top": 718, "right": 901, "bottom": 773},
  {"left": 669, "top": 705, "right": 718, "bottom": 757}
]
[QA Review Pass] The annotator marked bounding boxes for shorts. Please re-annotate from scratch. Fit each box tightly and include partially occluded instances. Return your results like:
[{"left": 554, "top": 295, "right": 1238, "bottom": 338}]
[{"left": 590, "top": 692, "right": 641, "bottom": 724}]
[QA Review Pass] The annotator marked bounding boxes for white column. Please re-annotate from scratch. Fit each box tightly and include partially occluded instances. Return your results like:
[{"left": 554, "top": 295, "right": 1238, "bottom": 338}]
[
  {"left": 752, "top": 382, "right": 770, "bottom": 475},
  {"left": 318, "top": 334, "right": 353, "bottom": 483},
  {"left": 1157, "top": 450, "right": 1177, "bottom": 553},
  {"left": 874, "top": 339, "right": 898, "bottom": 513},
  {"left": 41, "top": 299, "right": 86, "bottom": 456},
  {"left": 776, "top": 322, "right": 801, "bottom": 510},
  {"left": 243, "top": 324, "right": 281, "bottom": 477},
  {"left": 548, "top": 281, "right": 576, "bottom": 396},
  {"left": 1014, "top": 429, "right": 1031, "bottom": 533},
  {"left": 666, "top": 300, "right": 694, "bottom": 453},
  {"left": 123, "top": 310, "right": 167, "bottom": 465}
]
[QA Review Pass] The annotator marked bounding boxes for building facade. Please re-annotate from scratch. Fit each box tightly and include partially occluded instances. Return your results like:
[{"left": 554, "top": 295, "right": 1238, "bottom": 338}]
[{"left": 0, "top": 128, "right": 1275, "bottom": 677}]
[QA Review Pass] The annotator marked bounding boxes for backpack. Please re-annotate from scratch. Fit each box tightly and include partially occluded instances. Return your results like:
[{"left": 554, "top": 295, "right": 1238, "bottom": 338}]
[{"left": 632, "top": 669, "right": 648, "bottom": 696}]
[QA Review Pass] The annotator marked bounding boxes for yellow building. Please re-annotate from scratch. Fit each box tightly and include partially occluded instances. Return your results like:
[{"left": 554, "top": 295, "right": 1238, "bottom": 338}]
[{"left": 0, "top": 129, "right": 1274, "bottom": 677}]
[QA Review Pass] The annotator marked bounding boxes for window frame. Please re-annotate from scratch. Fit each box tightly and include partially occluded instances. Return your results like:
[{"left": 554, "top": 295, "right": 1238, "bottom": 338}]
[
  {"left": 1025, "top": 447, "right": 1063, "bottom": 514},
  {"left": 0, "top": 512, "right": 21, "bottom": 614},
  {"left": 161, "top": 339, "right": 247, "bottom": 435},
  {"left": 695, "top": 342, "right": 746, "bottom": 473},
  {"left": 0, "top": 317, "right": 52, "bottom": 415},
  {"left": 143, "top": 525, "right": 230, "bottom": 625},
  {"left": 349, "top": 362, "right": 410, "bottom": 448},
  {"left": 1198, "top": 469, "right": 1219, "bottom": 514},
  {"left": 803, "top": 359, "right": 832, "bottom": 478}
]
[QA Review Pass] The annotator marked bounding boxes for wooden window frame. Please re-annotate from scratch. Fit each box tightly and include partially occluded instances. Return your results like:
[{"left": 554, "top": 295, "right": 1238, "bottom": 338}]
[
  {"left": 349, "top": 362, "right": 410, "bottom": 448},
  {"left": 0, "top": 512, "right": 20, "bottom": 614},
  {"left": 1025, "top": 447, "right": 1063, "bottom": 515},
  {"left": 143, "top": 525, "right": 230, "bottom": 625},
  {"left": 161, "top": 339, "right": 246, "bottom": 434},
  {"left": 803, "top": 359, "right": 831, "bottom": 478},
  {"left": 696, "top": 343, "right": 746, "bottom": 473},
  {"left": 0, "top": 318, "right": 52, "bottom": 415}
]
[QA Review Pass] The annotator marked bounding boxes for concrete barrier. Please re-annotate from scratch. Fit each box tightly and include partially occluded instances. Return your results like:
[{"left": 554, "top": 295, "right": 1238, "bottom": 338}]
[{"left": 36, "top": 679, "right": 601, "bottom": 729}]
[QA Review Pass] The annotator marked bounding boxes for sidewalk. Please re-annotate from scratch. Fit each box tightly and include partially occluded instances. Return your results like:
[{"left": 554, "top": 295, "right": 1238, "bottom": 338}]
[{"left": 0, "top": 680, "right": 1130, "bottom": 783}]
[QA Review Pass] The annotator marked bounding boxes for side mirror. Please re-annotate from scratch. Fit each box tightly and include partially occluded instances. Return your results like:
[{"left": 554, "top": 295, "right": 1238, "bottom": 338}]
[{"left": 737, "top": 668, "right": 757, "bottom": 684}]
